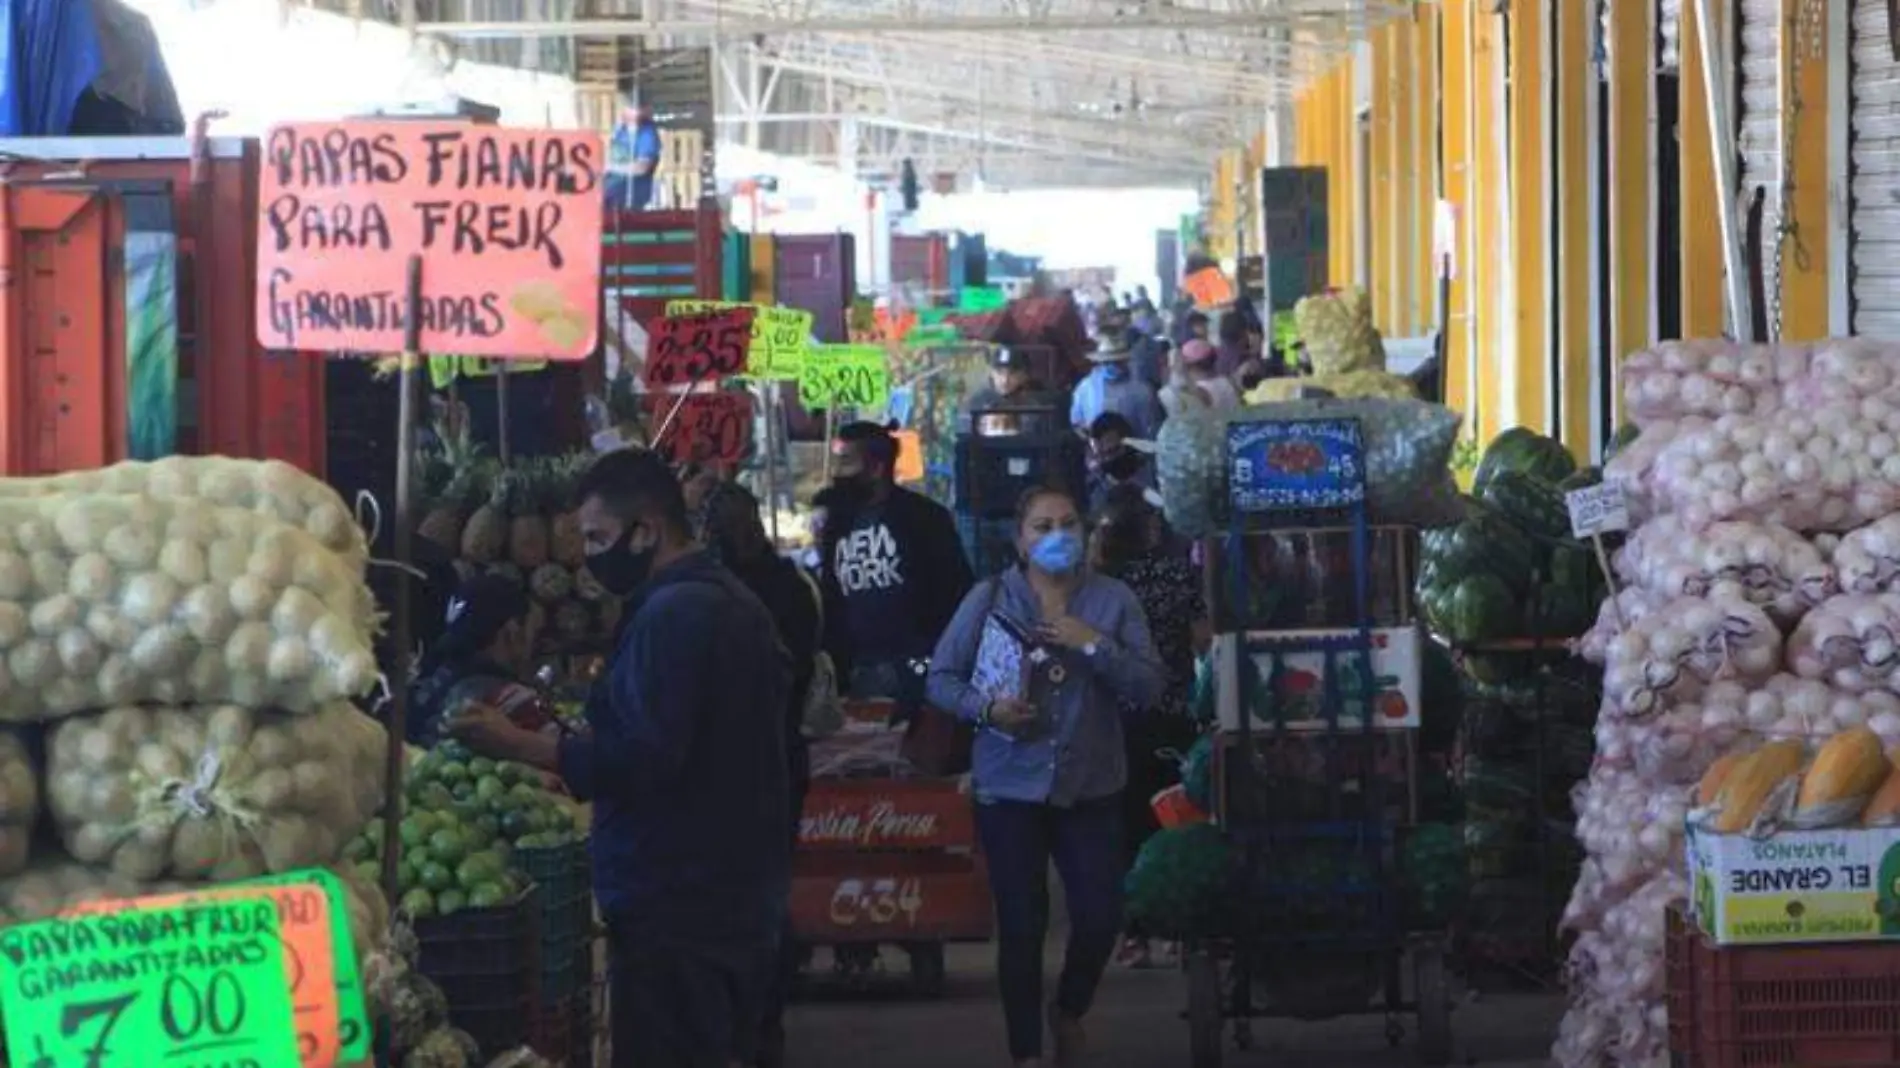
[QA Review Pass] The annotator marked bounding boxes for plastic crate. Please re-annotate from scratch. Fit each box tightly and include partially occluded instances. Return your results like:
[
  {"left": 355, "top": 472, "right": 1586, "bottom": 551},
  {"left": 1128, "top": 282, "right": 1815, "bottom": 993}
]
[
  {"left": 414, "top": 886, "right": 542, "bottom": 1054},
  {"left": 517, "top": 840, "right": 593, "bottom": 1004},
  {"left": 528, "top": 998, "right": 574, "bottom": 1064},
  {"left": 1667, "top": 905, "right": 1900, "bottom": 1068},
  {"left": 569, "top": 986, "right": 598, "bottom": 1068}
]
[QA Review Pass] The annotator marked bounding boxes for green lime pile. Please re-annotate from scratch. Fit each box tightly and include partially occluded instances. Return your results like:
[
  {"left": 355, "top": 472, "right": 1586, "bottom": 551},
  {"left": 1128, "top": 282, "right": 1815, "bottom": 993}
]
[{"left": 344, "top": 741, "right": 582, "bottom": 918}]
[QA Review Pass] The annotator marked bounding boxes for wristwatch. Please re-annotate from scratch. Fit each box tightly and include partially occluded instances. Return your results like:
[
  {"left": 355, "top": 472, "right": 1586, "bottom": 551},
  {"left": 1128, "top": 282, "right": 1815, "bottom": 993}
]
[{"left": 1080, "top": 640, "right": 1100, "bottom": 658}]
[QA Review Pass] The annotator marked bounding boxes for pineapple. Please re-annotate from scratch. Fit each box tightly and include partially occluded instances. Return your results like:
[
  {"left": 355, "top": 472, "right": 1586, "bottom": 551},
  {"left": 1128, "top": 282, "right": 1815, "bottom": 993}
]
[
  {"left": 461, "top": 469, "right": 508, "bottom": 565},
  {"left": 416, "top": 416, "right": 483, "bottom": 554},
  {"left": 554, "top": 599, "right": 591, "bottom": 639},
  {"left": 529, "top": 563, "right": 574, "bottom": 604},
  {"left": 549, "top": 453, "right": 587, "bottom": 568},
  {"left": 505, "top": 463, "right": 551, "bottom": 570}
]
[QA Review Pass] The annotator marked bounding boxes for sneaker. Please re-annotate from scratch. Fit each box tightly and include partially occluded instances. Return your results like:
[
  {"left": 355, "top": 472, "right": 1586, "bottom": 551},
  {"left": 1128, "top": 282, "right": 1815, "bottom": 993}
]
[{"left": 1047, "top": 1004, "right": 1087, "bottom": 1067}]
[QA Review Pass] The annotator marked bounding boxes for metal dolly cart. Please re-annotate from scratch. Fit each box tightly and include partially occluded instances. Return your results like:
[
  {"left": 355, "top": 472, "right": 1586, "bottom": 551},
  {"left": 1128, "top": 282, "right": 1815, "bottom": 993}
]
[{"left": 1185, "top": 413, "right": 1453, "bottom": 1067}]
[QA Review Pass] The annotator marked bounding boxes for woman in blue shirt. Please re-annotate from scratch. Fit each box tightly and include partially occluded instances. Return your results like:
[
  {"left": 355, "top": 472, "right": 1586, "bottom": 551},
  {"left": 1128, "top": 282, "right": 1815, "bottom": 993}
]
[{"left": 928, "top": 486, "right": 1164, "bottom": 1068}]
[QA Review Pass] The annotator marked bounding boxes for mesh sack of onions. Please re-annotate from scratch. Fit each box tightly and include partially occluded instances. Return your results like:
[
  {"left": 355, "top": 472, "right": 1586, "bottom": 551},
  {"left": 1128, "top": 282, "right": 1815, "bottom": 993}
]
[
  {"left": 1732, "top": 672, "right": 1900, "bottom": 741},
  {"left": 1553, "top": 870, "right": 1687, "bottom": 1068},
  {"left": 1614, "top": 516, "right": 1834, "bottom": 623},
  {"left": 0, "top": 457, "right": 367, "bottom": 569},
  {"left": 1830, "top": 514, "right": 1900, "bottom": 594},
  {"left": 1595, "top": 684, "right": 1746, "bottom": 785},
  {"left": 1600, "top": 596, "right": 1781, "bottom": 717},
  {"left": 0, "top": 732, "right": 35, "bottom": 877},
  {"left": 45, "top": 702, "right": 388, "bottom": 882},
  {"left": 1644, "top": 403, "right": 1900, "bottom": 531},
  {"left": 0, "top": 860, "right": 152, "bottom": 924},
  {"left": 1569, "top": 765, "right": 1691, "bottom": 896},
  {"left": 1156, "top": 401, "right": 1225, "bottom": 538},
  {"left": 1620, "top": 340, "right": 1794, "bottom": 423},
  {"left": 1788, "top": 593, "right": 1900, "bottom": 694},
  {"left": 1778, "top": 339, "right": 1900, "bottom": 410},
  {"left": 1576, "top": 589, "right": 1666, "bottom": 664},
  {"left": 1600, "top": 416, "right": 1707, "bottom": 524},
  {"left": 0, "top": 496, "right": 378, "bottom": 720}
]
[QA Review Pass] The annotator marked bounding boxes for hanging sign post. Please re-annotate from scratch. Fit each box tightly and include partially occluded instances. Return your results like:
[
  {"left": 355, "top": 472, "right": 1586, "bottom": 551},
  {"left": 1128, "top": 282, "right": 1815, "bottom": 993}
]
[
  {"left": 254, "top": 121, "right": 604, "bottom": 909},
  {"left": 1567, "top": 482, "right": 1631, "bottom": 627},
  {"left": 798, "top": 343, "right": 892, "bottom": 410},
  {"left": 648, "top": 392, "right": 754, "bottom": 467}
]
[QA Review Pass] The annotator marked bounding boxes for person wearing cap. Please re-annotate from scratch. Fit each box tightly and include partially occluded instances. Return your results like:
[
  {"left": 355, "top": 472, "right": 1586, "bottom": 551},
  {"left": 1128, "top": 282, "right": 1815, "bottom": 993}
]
[
  {"left": 1084, "top": 412, "right": 1154, "bottom": 516},
  {"left": 606, "top": 103, "right": 663, "bottom": 210},
  {"left": 408, "top": 575, "right": 554, "bottom": 747},
  {"left": 1069, "top": 332, "right": 1163, "bottom": 439},
  {"left": 1162, "top": 338, "right": 1242, "bottom": 418},
  {"left": 968, "top": 345, "right": 1049, "bottom": 416}
]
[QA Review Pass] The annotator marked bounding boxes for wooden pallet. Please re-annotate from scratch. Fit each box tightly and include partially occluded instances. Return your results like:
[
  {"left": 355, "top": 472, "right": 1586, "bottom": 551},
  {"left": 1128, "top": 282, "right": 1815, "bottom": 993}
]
[{"left": 656, "top": 129, "right": 704, "bottom": 208}]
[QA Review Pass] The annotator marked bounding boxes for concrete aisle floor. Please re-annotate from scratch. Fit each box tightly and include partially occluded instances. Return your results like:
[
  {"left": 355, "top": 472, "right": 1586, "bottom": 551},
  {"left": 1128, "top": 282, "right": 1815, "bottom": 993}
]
[{"left": 784, "top": 945, "right": 1565, "bottom": 1068}]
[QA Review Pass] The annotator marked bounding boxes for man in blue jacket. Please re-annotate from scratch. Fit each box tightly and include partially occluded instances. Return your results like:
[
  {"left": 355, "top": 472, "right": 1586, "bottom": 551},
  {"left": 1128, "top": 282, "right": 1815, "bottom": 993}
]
[{"left": 452, "top": 448, "right": 792, "bottom": 1068}]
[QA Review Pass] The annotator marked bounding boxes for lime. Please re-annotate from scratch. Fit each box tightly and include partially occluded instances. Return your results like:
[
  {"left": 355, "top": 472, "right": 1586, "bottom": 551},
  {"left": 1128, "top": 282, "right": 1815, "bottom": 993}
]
[
  {"left": 472, "top": 813, "right": 501, "bottom": 843},
  {"left": 398, "top": 859, "right": 420, "bottom": 892},
  {"left": 499, "top": 810, "right": 531, "bottom": 838},
  {"left": 496, "top": 761, "right": 526, "bottom": 785},
  {"left": 508, "top": 782, "right": 542, "bottom": 804},
  {"left": 399, "top": 888, "right": 436, "bottom": 919},
  {"left": 437, "top": 889, "right": 468, "bottom": 916},
  {"left": 456, "top": 853, "right": 505, "bottom": 889},
  {"left": 352, "top": 861, "right": 379, "bottom": 888},
  {"left": 467, "top": 883, "right": 508, "bottom": 909},
  {"left": 428, "top": 828, "right": 468, "bottom": 864},
  {"left": 438, "top": 760, "right": 471, "bottom": 782},
  {"left": 469, "top": 757, "right": 496, "bottom": 778},
  {"left": 476, "top": 775, "right": 508, "bottom": 802},
  {"left": 400, "top": 818, "right": 431, "bottom": 849},
  {"left": 450, "top": 780, "right": 475, "bottom": 801},
  {"left": 416, "top": 783, "right": 456, "bottom": 810},
  {"left": 418, "top": 861, "right": 455, "bottom": 893},
  {"left": 364, "top": 820, "right": 385, "bottom": 844},
  {"left": 343, "top": 837, "right": 374, "bottom": 864}
]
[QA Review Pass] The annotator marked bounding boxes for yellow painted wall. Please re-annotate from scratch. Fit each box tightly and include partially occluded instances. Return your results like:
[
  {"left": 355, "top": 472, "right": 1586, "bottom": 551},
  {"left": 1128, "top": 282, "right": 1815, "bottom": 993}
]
[
  {"left": 1555, "top": 0, "right": 1594, "bottom": 459},
  {"left": 1679, "top": 0, "right": 1726, "bottom": 339},
  {"left": 1779, "top": 0, "right": 1830, "bottom": 341},
  {"left": 1509, "top": 0, "right": 1551, "bottom": 436},
  {"left": 1471, "top": 7, "right": 1509, "bottom": 442},
  {"left": 1440, "top": 0, "right": 1475, "bottom": 434}
]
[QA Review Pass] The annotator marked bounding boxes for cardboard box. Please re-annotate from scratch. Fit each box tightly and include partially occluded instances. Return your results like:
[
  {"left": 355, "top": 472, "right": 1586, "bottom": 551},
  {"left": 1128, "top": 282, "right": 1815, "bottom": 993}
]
[
  {"left": 1214, "top": 626, "right": 1423, "bottom": 731},
  {"left": 1686, "top": 821, "right": 1900, "bottom": 945}
]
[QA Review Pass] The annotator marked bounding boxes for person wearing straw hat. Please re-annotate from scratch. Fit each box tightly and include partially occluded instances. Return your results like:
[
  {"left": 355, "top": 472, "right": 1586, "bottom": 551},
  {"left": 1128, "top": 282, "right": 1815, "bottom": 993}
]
[{"left": 1069, "top": 331, "right": 1162, "bottom": 439}]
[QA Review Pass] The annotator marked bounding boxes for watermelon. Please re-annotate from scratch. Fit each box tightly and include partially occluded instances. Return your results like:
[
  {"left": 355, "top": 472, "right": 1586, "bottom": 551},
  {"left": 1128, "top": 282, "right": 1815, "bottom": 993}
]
[
  {"left": 1441, "top": 573, "right": 1519, "bottom": 645},
  {"left": 1481, "top": 470, "right": 1571, "bottom": 540},
  {"left": 1602, "top": 423, "right": 1641, "bottom": 465},
  {"left": 1558, "top": 466, "right": 1603, "bottom": 492},
  {"left": 1472, "top": 427, "right": 1578, "bottom": 493}
]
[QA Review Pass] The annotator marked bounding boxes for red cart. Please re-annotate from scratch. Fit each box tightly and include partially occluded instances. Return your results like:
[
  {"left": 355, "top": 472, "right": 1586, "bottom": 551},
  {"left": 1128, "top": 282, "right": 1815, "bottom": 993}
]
[{"left": 792, "top": 704, "right": 993, "bottom": 995}]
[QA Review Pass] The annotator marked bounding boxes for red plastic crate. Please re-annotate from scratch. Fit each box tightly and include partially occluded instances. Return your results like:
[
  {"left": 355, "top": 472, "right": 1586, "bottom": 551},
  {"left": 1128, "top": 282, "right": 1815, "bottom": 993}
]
[{"left": 1667, "top": 905, "right": 1900, "bottom": 1067}]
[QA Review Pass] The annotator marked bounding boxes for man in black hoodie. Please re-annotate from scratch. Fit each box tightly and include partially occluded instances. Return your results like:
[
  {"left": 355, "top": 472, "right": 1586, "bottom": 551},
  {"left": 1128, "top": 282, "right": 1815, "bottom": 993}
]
[
  {"left": 452, "top": 448, "right": 790, "bottom": 1068},
  {"left": 688, "top": 478, "right": 821, "bottom": 1068},
  {"left": 821, "top": 421, "right": 974, "bottom": 720}
]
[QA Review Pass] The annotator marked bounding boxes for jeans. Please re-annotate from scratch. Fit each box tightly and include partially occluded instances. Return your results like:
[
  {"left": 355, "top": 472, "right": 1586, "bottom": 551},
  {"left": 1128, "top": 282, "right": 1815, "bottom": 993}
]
[
  {"left": 973, "top": 794, "right": 1125, "bottom": 1061},
  {"left": 608, "top": 919, "right": 776, "bottom": 1068}
]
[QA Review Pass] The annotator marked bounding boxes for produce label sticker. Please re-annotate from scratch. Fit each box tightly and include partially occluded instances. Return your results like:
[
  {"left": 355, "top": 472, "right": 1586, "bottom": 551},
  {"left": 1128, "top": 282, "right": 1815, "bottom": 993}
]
[
  {"left": 61, "top": 874, "right": 357, "bottom": 1067},
  {"left": 1566, "top": 483, "right": 1630, "bottom": 538},
  {"left": 648, "top": 392, "right": 754, "bottom": 466},
  {"left": 254, "top": 122, "right": 604, "bottom": 358},
  {"left": 798, "top": 344, "right": 891, "bottom": 410},
  {"left": 644, "top": 307, "right": 755, "bottom": 388},
  {"left": 4, "top": 892, "right": 299, "bottom": 1068},
  {"left": 665, "top": 300, "right": 812, "bottom": 379},
  {"left": 1226, "top": 417, "right": 1365, "bottom": 513}
]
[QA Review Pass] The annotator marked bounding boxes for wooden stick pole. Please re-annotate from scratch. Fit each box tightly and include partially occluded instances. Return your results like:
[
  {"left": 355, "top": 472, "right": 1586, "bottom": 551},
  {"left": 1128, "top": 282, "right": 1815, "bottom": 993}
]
[
  {"left": 382, "top": 254, "right": 424, "bottom": 906},
  {"left": 495, "top": 361, "right": 513, "bottom": 464}
]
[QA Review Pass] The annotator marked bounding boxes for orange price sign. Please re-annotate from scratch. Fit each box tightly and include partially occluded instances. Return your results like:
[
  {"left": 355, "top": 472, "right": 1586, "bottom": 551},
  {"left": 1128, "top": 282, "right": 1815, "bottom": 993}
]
[
  {"left": 1184, "top": 267, "right": 1236, "bottom": 309},
  {"left": 644, "top": 307, "right": 755, "bottom": 387},
  {"left": 648, "top": 392, "right": 754, "bottom": 466},
  {"left": 64, "top": 877, "right": 345, "bottom": 1068},
  {"left": 255, "top": 122, "right": 604, "bottom": 358}
]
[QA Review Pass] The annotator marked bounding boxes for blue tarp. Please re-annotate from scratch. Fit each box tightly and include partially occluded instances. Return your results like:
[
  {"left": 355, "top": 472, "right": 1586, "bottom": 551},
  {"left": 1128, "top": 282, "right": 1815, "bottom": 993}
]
[{"left": 0, "top": 0, "right": 103, "bottom": 136}]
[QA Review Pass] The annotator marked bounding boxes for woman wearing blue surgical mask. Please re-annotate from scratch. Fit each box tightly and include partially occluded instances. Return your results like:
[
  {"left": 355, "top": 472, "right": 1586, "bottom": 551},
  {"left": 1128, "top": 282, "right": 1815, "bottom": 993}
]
[{"left": 927, "top": 486, "right": 1165, "bottom": 1068}]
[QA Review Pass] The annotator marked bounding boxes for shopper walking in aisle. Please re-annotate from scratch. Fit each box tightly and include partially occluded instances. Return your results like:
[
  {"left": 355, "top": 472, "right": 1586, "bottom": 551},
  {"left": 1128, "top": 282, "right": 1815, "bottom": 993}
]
[
  {"left": 1083, "top": 413, "right": 1154, "bottom": 515},
  {"left": 821, "top": 421, "right": 974, "bottom": 723},
  {"left": 451, "top": 448, "right": 791, "bottom": 1068},
  {"left": 1069, "top": 332, "right": 1163, "bottom": 440},
  {"left": 1162, "top": 339, "right": 1243, "bottom": 418},
  {"left": 927, "top": 486, "right": 1164, "bottom": 1068},
  {"left": 687, "top": 477, "right": 824, "bottom": 1068},
  {"left": 1087, "top": 485, "right": 1209, "bottom": 968}
]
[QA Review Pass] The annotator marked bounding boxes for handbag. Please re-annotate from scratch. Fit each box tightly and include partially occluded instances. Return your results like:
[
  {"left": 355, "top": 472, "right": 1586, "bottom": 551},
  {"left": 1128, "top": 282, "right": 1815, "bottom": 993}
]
[{"left": 899, "top": 578, "right": 1003, "bottom": 777}]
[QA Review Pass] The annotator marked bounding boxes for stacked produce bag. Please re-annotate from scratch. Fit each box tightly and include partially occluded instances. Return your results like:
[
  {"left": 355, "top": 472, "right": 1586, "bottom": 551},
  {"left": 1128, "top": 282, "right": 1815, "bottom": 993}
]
[
  {"left": 1245, "top": 288, "right": 1419, "bottom": 403},
  {"left": 0, "top": 457, "right": 394, "bottom": 1049},
  {"left": 415, "top": 429, "right": 622, "bottom": 650},
  {"left": 1555, "top": 339, "right": 1900, "bottom": 1066}
]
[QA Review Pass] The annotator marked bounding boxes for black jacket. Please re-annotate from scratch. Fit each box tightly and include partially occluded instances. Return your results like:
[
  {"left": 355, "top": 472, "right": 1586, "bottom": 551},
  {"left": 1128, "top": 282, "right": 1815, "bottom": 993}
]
[
  {"left": 728, "top": 551, "right": 821, "bottom": 763},
  {"left": 820, "top": 486, "right": 974, "bottom": 678}
]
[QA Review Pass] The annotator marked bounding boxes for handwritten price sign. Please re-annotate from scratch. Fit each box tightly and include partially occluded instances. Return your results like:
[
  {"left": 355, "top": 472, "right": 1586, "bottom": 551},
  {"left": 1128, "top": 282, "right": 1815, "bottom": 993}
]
[
  {"left": 4, "top": 893, "right": 300, "bottom": 1068},
  {"left": 644, "top": 307, "right": 754, "bottom": 387},
  {"left": 666, "top": 300, "right": 812, "bottom": 379},
  {"left": 797, "top": 344, "right": 891, "bottom": 410},
  {"left": 649, "top": 392, "right": 753, "bottom": 466}
]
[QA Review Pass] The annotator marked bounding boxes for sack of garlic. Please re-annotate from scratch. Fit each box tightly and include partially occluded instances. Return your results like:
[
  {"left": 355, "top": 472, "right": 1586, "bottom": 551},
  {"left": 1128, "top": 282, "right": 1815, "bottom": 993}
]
[
  {"left": 1787, "top": 593, "right": 1900, "bottom": 693},
  {"left": 1613, "top": 516, "right": 1835, "bottom": 623},
  {"left": 1643, "top": 403, "right": 1900, "bottom": 532},
  {"left": 1600, "top": 596, "right": 1781, "bottom": 717}
]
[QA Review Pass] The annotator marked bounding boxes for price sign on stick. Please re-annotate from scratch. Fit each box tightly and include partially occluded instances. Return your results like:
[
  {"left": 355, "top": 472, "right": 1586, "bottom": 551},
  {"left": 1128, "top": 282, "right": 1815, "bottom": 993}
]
[
  {"left": 61, "top": 874, "right": 358, "bottom": 1068},
  {"left": 4, "top": 893, "right": 300, "bottom": 1068},
  {"left": 648, "top": 392, "right": 753, "bottom": 466},
  {"left": 644, "top": 307, "right": 755, "bottom": 387},
  {"left": 1567, "top": 483, "right": 1631, "bottom": 628},
  {"left": 254, "top": 122, "right": 603, "bottom": 358},
  {"left": 798, "top": 344, "right": 891, "bottom": 410},
  {"left": 665, "top": 300, "right": 812, "bottom": 379}
]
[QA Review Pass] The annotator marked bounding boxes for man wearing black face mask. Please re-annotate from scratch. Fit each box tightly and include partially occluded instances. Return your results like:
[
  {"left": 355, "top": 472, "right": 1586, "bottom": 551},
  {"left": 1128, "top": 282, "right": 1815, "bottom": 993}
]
[
  {"left": 451, "top": 448, "right": 791, "bottom": 1068},
  {"left": 1085, "top": 412, "right": 1154, "bottom": 515},
  {"left": 820, "top": 421, "right": 974, "bottom": 721}
]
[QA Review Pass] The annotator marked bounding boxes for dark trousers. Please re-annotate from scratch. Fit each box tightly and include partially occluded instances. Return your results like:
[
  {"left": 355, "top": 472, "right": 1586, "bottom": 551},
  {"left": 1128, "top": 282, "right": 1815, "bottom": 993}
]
[
  {"left": 609, "top": 920, "right": 776, "bottom": 1068},
  {"left": 757, "top": 745, "right": 810, "bottom": 1065},
  {"left": 973, "top": 795, "right": 1125, "bottom": 1061}
]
